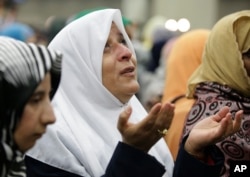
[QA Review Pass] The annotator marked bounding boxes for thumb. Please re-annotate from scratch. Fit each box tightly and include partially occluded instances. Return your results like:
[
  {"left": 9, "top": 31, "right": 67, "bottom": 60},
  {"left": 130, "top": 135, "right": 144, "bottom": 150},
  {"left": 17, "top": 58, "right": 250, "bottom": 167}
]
[{"left": 117, "top": 105, "right": 132, "bottom": 133}]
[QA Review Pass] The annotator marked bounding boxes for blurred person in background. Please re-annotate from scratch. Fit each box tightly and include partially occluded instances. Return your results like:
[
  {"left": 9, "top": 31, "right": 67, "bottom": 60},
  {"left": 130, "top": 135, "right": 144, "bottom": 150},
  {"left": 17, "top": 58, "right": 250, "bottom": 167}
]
[
  {"left": 44, "top": 15, "right": 66, "bottom": 43},
  {"left": 0, "top": 0, "right": 24, "bottom": 28},
  {"left": 146, "top": 26, "right": 176, "bottom": 73},
  {"left": 161, "top": 29, "right": 210, "bottom": 160},
  {"left": 0, "top": 0, "right": 46, "bottom": 44},
  {"left": 140, "top": 36, "right": 178, "bottom": 112},
  {"left": 0, "top": 21, "right": 36, "bottom": 42}
]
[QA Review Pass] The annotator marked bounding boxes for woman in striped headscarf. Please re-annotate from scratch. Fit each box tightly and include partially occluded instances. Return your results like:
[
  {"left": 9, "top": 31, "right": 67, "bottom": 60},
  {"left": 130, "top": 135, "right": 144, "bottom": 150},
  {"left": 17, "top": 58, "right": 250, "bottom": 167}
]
[{"left": 0, "top": 36, "right": 62, "bottom": 176}]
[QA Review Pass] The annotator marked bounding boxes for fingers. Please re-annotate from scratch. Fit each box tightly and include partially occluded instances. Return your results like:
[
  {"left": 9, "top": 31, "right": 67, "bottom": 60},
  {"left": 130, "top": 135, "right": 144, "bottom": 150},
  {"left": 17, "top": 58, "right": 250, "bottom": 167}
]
[
  {"left": 217, "top": 109, "right": 243, "bottom": 139},
  {"left": 231, "top": 110, "right": 243, "bottom": 134},
  {"left": 160, "top": 103, "right": 175, "bottom": 127},
  {"left": 216, "top": 112, "right": 232, "bottom": 136},
  {"left": 148, "top": 102, "right": 174, "bottom": 120},
  {"left": 148, "top": 103, "right": 162, "bottom": 117},
  {"left": 160, "top": 102, "right": 175, "bottom": 116},
  {"left": 139, "top": 102, "right": 174, "bottom": 138},
  {"left": 153, "top": 102, "right": 175, "bottom": 130},
  {"left": 148, "top": 102, "right": 174, "bottom": 118},
  {"left": 117, "top": 105, "right": 132, "bottom": 133},
  {"left": 212, "top": 106, "right": 230, "bottom": 122}
]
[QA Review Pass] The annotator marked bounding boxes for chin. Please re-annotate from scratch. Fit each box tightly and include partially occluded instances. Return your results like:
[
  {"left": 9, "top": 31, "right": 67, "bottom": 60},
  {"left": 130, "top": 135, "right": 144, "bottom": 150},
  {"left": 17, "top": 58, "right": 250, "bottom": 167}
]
[
  {"left": 130, "top": 81, "right": 140, "bottom": 90},
  {"left": 20, "top": 144, "right": 33, "bottom": 153},
  {"left": 128, "top": 83, "right": 140, "bottom": 95}
]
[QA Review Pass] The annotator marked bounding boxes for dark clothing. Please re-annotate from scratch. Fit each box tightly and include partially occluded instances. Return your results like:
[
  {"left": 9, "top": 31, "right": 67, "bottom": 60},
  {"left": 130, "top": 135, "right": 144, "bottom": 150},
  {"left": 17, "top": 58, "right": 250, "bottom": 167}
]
[
  {"left": 174, "top": 136, "right": 224, "bottom": 177},
  {"left": 26, "top": 140, "right": 224, "bottom": 177},
  {"left": 146, "top": 39, "right": 167, "bottom": 73},
  {"left": 183, "top": 82, "right": 250, "bottom": 176},
  {"left": 25, "top": 142, "right": 165, "bottom": 177}
]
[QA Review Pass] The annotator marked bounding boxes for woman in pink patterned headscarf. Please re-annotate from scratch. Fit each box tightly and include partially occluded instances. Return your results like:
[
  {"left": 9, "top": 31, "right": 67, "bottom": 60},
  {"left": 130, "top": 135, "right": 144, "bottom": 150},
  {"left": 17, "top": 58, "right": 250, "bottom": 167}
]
[{"left": 184, "top": 10, "right": 250, "bottom": 176}]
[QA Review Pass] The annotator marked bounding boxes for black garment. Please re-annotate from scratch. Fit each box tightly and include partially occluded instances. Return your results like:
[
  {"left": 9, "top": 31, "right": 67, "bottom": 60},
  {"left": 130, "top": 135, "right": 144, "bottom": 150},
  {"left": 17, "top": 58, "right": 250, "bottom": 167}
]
[
  {"left": 174, "top": 136, "right": 224, "bottom": 177},
  {"left": 25, "top": 142, "right": 165, "bottom": 177},
  {"left": 26, "top": 140, "right": 224, "bottom": 177}
]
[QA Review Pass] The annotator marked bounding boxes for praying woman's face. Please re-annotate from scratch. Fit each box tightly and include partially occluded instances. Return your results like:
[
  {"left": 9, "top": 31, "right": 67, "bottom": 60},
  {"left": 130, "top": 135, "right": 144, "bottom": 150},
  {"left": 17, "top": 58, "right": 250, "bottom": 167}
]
[
  {"left": 14, "top": 73, "right": 56, "bottom": 152},
  {"left": 102, "top": 23, "right": 139, "bottom": 104},
  {"left": 242, "top": 49, "right": 250, "bottom": 77}
]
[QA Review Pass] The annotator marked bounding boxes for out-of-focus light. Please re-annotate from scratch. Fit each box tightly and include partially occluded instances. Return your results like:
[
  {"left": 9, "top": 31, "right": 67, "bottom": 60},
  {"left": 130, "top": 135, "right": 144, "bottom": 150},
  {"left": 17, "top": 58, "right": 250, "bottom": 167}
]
[
  {"left": 165, "top": 19, "right": 178, "bottom": 31},
  {"left": 178, "top": 18, "right": 190, "bottom": 32}
]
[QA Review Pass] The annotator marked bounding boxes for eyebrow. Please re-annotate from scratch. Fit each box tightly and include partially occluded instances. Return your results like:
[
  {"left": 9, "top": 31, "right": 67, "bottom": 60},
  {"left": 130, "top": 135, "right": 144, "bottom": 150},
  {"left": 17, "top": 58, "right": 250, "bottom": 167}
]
[
  {"left": 118, "top": 32, "right": 124, "bottom": 39},
  {"left": 31, "top": 91, "right": 45, "bottom": 97}
]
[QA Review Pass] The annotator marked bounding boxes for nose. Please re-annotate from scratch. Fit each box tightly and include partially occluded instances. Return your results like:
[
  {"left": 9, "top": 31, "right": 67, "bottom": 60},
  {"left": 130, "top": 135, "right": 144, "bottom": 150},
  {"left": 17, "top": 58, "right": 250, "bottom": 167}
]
[
  {"left": 41, "top": 100, "right": 56, "bottom": 125},
  {"left": 117, "top": 44, "right": 132, "bottom": 61}
]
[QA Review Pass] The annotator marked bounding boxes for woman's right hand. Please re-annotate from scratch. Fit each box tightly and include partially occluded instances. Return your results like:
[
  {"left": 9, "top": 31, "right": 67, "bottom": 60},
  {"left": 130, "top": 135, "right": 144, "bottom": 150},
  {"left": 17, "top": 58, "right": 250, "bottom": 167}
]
[{"left": 117, "top": 102, "right": 175, "bottom": 152}]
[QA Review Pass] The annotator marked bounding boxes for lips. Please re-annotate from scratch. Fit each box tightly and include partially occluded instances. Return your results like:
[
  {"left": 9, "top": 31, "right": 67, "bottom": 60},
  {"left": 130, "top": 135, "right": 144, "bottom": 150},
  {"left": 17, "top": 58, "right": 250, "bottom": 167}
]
[{"left": 120, "top": 66, "right": 135, "bottom": 75}]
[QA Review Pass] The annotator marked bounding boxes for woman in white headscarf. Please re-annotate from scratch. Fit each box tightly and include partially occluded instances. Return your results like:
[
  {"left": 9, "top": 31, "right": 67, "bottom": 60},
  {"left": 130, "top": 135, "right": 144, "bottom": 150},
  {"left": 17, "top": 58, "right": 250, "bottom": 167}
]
[
  {"left": 25, "top": 9, "right": 243, "bottom": 177},
  {"left": 26, "top": 8, "right": 174, "bottom": 177}
]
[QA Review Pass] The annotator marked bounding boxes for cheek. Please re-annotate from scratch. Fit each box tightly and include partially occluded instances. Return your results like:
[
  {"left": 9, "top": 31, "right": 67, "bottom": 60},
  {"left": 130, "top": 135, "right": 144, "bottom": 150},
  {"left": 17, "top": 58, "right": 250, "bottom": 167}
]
[
  {"left": 102, "top": 70, "right": 117, "bottom": 90},
  {"left": 14, "top": 120, "right": 33, "bottom": 151},
  {"left": 16, "top": 108, "right": 39, "bottom": 138},
  {"left": 14, "top": 107, "right": 42, "bottom": 151},
  {"left": 17, "top": 114, "right": 34, "bottom": 135},
  {"left": 132, "top": 56, "right": 137, "bottom": 66},
  {"left": 102, "top": 59, "right": 117, "bottom": 83},
  {"left": 132, "top": 57, "right": 137, "bottom": 71}
]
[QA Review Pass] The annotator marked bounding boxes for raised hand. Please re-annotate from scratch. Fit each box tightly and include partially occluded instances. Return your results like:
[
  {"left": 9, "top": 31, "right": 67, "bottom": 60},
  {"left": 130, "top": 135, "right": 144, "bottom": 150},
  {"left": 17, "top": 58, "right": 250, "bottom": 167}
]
[
  {"left": 184, "top": 106, "right": 243, "bottom": 158},
  {"left": 117, "top": 102, "right": 175, "bottom": 152}
]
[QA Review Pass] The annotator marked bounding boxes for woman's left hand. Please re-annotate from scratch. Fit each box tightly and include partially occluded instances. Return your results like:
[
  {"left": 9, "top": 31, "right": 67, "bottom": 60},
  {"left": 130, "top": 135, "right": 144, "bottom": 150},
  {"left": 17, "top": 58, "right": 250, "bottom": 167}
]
[{"left": 185, "top": 106, "right": 243, "bottom": 158}]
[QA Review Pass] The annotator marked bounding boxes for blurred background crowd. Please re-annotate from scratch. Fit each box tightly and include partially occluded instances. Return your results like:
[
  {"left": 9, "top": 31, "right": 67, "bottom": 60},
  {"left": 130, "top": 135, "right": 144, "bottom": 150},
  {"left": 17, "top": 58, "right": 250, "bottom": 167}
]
[{"left": 1, "top": 0, "right": 250, "bottom": 110}]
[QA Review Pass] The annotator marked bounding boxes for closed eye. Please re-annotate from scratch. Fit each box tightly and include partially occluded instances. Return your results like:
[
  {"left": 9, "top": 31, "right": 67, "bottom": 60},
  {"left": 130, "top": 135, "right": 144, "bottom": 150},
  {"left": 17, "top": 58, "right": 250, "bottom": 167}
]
[{"left": 120, "top": 38, "right": 127, "bottom": 46}]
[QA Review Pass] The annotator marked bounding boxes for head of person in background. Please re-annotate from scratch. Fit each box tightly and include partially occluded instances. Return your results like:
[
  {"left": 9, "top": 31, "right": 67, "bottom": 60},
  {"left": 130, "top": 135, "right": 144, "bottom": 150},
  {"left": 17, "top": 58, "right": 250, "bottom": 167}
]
[
  {"left": 0, "top": 0, "right": 25, "bottom": 27},
  {"left": 140, "top": 35, "right": 179, "bottom": 112},
  {"left": 184, "top": 10, "right": 250, "bottom": 176},
  {"left": 44, "top": 15, "right": 66, "bottom": 43},
  {"left": 0, "top": 36, "right": 62, "bottom": 176},
  {"left": 0, "top": 22, "right": 36, "bottom": 42},
  {"left": 146, "top": 26, "right": 176, "bottom": 73},
  {"left": 26, "top": 9, "right": 175, "bottom": 177},
  {"left": 161, "top": 29, "right": 210, "bottom": 160}
]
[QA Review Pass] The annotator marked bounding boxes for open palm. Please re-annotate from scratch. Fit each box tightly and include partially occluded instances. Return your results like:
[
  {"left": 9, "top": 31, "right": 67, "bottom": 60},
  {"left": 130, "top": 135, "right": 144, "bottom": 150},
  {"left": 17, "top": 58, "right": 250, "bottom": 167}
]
[{"left": 185, "top": 106, "right": 243, "bottom": 156}]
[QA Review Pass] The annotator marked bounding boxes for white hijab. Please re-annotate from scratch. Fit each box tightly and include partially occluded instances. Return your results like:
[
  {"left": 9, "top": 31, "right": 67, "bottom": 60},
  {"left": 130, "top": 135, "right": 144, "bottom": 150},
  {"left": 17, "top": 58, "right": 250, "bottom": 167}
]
[{"left": 27, "top": 9, "right": 174, "bottom": 177}]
